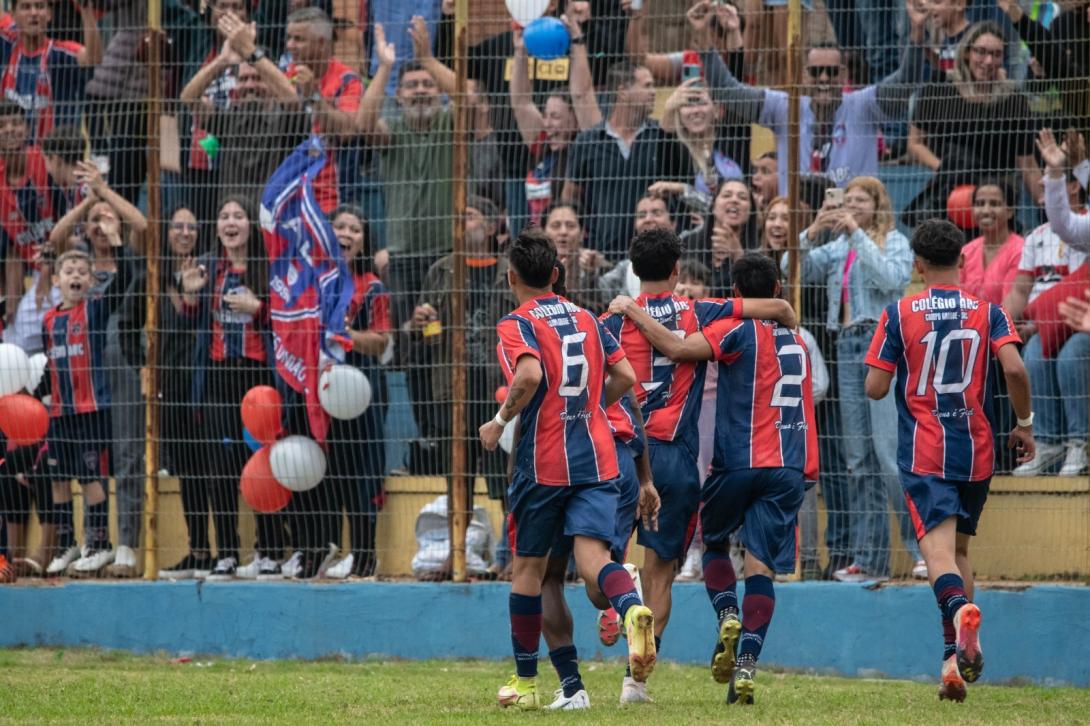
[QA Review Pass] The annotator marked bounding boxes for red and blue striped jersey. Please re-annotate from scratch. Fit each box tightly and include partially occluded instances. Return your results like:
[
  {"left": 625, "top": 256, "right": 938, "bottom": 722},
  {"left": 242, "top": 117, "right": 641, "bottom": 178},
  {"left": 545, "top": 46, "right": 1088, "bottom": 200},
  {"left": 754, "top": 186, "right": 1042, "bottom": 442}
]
[
  {"left": 210, "top": 264, "right": 267, "bottom": 363},
  {"left": 497, "top": 294, "right": 625, "bottom": 486},
  {"left": 607, "top": 394, "right": 645, "bottom": 457},
  {"left": 866, "top": 285, "right": 1021, "bottom": 481},
  {"left": 702, "top": 317, "right": 819, "bottom": 482},
  {"left": 42, "top": 294, "right": 113, "bottom": 417},
  {"left": 600, "top": 293, "right": 739, "bottom": 452},
  {"left": 0, "top": 36, "right": 86, "bottom": 144}
]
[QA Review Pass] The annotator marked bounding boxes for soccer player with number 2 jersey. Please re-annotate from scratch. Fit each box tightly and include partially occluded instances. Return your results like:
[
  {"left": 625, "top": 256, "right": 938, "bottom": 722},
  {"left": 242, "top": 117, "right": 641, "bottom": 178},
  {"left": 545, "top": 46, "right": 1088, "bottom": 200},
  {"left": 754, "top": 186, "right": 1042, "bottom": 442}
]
[
  {"left": 611, "top": 252, "right": 813, "bottom": 705},
  {"left": 865, "top": 219, "right": 1036, "bottom": 702},
  {"left": 478, "top": 230, "right": 656, "bottom": 710},
  {"left": 600, "top": 229, "right": 801, "bottom": 704}
]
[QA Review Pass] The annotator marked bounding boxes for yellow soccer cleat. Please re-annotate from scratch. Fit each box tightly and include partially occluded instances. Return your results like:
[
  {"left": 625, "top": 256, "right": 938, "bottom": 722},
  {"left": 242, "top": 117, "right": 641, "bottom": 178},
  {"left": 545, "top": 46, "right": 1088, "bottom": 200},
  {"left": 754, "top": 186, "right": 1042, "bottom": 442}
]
[
  {"left": 711, "top": 612, "right": 742, "bottom": 684},
  {"left": 497, "top": 675, "right": 541, "bottom": 710},
  {"left": 623, "top": 605, "right": 657, "bottom": 682}
]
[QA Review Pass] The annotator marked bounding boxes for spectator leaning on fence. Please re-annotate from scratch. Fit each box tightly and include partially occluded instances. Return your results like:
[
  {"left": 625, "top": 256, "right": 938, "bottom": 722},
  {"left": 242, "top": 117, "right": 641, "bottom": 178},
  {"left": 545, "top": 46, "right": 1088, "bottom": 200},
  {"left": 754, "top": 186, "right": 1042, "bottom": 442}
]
[
  {"left": 692, "top": 0, "right": 928, "bottom": 194},
  {"left": 783, "top": 176, "right": 922, "bottom": 583},
  {"left": 1002, "top": 161, "right": 1089, "bottom": 479}
]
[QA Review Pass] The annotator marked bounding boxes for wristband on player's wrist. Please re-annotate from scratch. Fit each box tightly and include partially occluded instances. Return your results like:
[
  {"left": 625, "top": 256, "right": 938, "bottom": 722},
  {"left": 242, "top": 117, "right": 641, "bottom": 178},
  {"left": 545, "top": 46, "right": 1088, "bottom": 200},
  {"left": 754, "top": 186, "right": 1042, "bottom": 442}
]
[
  {"left": 492, "top": 412, "right": 510, "bottom": 427},
  {"left": 1016, "top": 412, "right": 1034, "bottom": 428}
]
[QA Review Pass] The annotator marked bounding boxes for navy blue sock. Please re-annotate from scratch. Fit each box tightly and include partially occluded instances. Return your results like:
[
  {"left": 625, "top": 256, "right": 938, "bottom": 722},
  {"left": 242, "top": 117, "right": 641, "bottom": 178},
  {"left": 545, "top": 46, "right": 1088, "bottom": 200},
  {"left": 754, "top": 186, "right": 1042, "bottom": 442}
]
[
  {"left": 703, "top": 550, "right": 738, "bottom": 620},
  {"left": 739, "top": 575, "right": 775, "bottom": 662},
  {"left": 86, "top": 499, "right": 110, "bottom": 551},
  {"left": 509, "top": 593, "right": 542, "bottom": 678},
  {"left": 942, "top": 615, "right": 956, "bottom": 661},
  {"left": 932, "top": 573, "right": 969, "bottom": 622},
  {"left": 548, "top": 645, "right": 584, "bottom": 697},
  {"left": 597, "top": 562, "right": 642, "bottom": 621},
  {"left": 56, "top": 501, "right": 75, "bottom": 549}
]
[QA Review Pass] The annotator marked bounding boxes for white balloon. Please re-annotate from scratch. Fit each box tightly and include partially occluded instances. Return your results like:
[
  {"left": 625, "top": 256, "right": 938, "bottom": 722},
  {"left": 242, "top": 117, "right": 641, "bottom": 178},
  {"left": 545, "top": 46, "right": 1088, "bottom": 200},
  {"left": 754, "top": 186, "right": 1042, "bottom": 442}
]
[
  {"left": 25, "top": 353, "right": 47, "bottom": 394},
  {"left": 269, "top": 435, "right": 327, "bottom": 492},
  {"left": 505, "top": 0, "right": 549, "bottom": 26},
  {"left": 499, "top": 415, "right": 519, "bottom": 454},
  {"left": 318, "top": 365, "right": 372, "bottom": 420},
  {"left": 0, "top": 343, "right": 31, "bottom": 397}
]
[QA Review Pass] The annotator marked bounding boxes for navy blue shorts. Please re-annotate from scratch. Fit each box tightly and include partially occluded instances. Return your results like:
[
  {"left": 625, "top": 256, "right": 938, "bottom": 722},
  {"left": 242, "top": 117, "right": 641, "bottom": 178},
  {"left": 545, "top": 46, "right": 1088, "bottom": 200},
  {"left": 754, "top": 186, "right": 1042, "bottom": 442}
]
[
  {"left": 637, "top": 439, "right": 700, "bottom": 562},
  {"left": 45, "top": 411, "right": 112, "bottom": 484},
  {"left": 551, "top": 441, "right": 640, "bottom": 562},
  {"left": 507, "top": 471, "right": 619, "bottom": 558},
  {"left": 900, "top": 470, "right": 990, "bottom": 540},
  {"left": 702, "top": 467, "right": 805, "bottom": 574}
]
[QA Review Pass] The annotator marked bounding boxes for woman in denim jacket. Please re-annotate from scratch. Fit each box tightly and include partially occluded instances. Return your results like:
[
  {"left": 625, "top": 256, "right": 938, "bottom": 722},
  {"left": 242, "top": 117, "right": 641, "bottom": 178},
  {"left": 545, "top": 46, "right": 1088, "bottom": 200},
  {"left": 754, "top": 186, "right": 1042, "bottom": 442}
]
[{"left": 783, "top": 176, "right": 923, "bottom": 582}]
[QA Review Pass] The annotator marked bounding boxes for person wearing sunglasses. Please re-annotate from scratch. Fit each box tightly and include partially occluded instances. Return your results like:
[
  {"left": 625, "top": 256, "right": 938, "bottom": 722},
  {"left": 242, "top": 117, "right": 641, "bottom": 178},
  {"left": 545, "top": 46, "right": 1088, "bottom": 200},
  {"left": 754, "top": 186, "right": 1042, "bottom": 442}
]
[{"left": 686, "top": 0, "right": 928, "bottom": 196}]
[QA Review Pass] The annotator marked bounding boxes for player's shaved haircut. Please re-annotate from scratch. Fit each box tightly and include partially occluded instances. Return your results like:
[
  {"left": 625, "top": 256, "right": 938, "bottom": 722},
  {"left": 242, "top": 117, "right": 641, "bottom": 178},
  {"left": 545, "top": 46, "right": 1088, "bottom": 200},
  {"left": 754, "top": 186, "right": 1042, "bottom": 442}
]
[
  {"left": 911, "top": 218, "right": 965, "bottom": 268},
  {"left": 629, "top": 227, "right": 682, "bottom": 282},
  {"left": 731, "top": 253, "right": 780, "bottom": 298},
  {"left": 509, "top": 229, "right": 558, "bottom": 289}
]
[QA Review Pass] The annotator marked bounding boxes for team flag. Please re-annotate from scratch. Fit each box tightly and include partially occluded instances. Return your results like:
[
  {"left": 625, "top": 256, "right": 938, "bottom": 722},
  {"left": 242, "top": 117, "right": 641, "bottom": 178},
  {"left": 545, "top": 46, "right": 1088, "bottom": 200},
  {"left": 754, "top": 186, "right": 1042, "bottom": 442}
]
[{"left": 260, "top": 137, "right": 353, "bottom": 443}]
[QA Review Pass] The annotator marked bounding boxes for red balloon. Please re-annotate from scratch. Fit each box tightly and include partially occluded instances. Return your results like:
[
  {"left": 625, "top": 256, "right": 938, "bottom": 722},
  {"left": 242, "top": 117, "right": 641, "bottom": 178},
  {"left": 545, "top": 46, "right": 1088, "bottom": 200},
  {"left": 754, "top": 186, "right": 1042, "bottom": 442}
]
[
  {"left": 241, "top": 385, "right": 282, "bottom": 445},
  {"left": 947, "top": 184, "right": 976, "bottom": 230},
  {"left": 0, "top": 394, "right": 48, "bottom": 447},
  {"left": 495, "top": 386, "right": 509, "bottom": 404},
  {"left": 240, "top": 447, "right": 291, "bottom": 513}
]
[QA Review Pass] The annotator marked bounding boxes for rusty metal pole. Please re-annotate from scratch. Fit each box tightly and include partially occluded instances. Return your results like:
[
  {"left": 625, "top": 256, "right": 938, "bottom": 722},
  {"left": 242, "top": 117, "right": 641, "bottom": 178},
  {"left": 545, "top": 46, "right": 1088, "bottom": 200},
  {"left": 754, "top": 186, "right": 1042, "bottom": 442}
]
[
  {"left": 449, "top": 0, "right": 470, "bottom": 583},
  {"left": 142, "top": 0, "right": 163, "bottom": 580}
]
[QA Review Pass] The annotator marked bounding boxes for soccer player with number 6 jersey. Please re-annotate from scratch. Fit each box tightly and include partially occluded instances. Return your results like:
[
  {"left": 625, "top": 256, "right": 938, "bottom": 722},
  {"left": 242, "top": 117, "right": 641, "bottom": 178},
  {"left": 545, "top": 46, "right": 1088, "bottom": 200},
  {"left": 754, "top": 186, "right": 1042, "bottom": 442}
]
[
  {"left": 478, "top": 230, "right": 656, "bottom": 711},
  {"left": 611, "top": 253, "right": 814, "bottom": 706},
  {"left": 865, "top": 219, "right": 1036, "bottom": 702}
]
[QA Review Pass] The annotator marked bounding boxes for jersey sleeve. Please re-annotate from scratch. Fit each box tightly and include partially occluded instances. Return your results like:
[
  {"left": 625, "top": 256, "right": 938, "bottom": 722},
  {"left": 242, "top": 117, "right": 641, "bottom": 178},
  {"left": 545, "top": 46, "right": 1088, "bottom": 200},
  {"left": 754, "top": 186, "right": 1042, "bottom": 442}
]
[
  {"left": 695, "top": 297, "right": 740, "bottom": 326},
  {"left": 496, "top": 315, "right": 540, "bottom": 378},
  {"left": 597, "top": 319, "right": 625, "bottom": 366},
  {"left": 988, "top": 303, "right": 1022, "bottom": 353},
  {"left": 598, "top": 311, "right": 623, "bottom": 339},
  {"left": 365, "top": 283, "right": 392, "bottom": 333},
  {"left": 701, "top": 316, "right": 746, "bottom": 360},
  {"left": 864, "top": 305, "right": 902, "bottom": 372}
]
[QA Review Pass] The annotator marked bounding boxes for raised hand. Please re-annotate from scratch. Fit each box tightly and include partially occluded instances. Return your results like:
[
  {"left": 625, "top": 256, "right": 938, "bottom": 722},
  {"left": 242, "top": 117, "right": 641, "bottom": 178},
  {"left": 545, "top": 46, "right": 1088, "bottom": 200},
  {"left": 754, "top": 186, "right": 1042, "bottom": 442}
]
[
  {"left": 373, "top": 23, "right": 396, "bottom": 68},
  {"left": 714, "top": 0, "right": 741, "bottom": 33},
  {"left": 1059, "top": 289, "right": 1090, "bottom": 333},
  {"left": 74, "top": 160, "right": 106, "bottom": 195},
  {"left": 687, "top": 0, "right": 713, "bottom": 36},
  {"left": 1036, "top": 128, "right": 1068, "bottom": 173},
  {"left": 409, "top": 15, "right": 432, "bottom": 60},
  {"left": 180, "top": 257, "right": 208, "bottom": 294}
]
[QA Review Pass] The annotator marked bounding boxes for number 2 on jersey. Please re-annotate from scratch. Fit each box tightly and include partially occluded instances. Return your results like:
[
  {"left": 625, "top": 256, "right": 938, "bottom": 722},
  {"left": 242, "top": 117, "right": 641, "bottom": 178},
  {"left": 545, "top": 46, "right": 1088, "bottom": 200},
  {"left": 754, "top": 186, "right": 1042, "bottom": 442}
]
[
  {"left": 915, "top": 329, "right": 981, "bottom": 396},
  {"left": 771, "top": 343, "right": 807, "bottom": 408}
]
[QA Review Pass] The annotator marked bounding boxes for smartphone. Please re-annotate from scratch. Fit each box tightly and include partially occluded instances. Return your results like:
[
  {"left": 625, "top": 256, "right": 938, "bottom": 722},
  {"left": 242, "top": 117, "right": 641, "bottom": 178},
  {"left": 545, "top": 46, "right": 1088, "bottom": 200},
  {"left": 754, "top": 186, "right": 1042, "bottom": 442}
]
[{"left": 825, "top": 187, "right": 844, "bottom": 208}]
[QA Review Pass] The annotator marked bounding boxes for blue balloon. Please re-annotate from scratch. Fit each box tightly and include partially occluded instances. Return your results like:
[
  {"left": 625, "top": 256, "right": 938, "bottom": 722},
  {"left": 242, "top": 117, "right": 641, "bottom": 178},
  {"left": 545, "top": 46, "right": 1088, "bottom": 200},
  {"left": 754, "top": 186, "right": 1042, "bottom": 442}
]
[
  {"left": 243, "top": 428, "right": 262, "bottom": 452},
  {"left": 523, "top": 17, "right": 569, "bottom": 61}
]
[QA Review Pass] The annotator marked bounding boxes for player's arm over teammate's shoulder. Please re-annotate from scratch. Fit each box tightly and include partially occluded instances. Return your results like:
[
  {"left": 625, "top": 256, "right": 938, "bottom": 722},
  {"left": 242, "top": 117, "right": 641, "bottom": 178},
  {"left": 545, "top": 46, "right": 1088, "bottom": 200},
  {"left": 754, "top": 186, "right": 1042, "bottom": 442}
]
[
  {"left": 600, "top": 319, "right": 637, "bottom": 406},
  {"left": 606, "top": 294, "right": 797, "bottom": 363}
]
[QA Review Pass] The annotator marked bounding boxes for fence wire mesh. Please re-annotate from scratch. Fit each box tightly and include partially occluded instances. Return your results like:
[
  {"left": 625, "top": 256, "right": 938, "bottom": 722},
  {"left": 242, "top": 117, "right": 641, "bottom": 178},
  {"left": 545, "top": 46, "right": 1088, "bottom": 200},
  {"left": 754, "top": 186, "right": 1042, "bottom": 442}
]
[{"left": 0, "top": 0, "right": 1086, "bottom": 585}]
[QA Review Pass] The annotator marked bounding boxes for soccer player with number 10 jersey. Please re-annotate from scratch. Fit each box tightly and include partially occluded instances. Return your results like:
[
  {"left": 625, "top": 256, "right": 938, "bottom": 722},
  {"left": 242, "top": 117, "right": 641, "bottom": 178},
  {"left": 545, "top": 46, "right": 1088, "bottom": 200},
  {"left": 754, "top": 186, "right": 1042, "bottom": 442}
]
[
  {"left": 478, "top": 230, "right": 656, "bottom": 710},
  {"left": 865, "top": 219, "right": 1036, "bottom": 702}
]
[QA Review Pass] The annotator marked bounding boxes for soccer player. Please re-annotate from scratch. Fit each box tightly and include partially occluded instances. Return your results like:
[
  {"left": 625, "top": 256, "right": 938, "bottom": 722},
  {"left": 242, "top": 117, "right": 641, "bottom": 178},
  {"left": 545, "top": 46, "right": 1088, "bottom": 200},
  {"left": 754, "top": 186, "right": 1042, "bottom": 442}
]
[
  {"left": 865, "top": 219, "right": 1036, "bottom": 701},
  {"left": 599, "top": 229, "right": 798, "bottom": 704},
  {"left": 539, "top": 392, "right": 660, "bottom": 710},
  {"left": 610, "top": 252, "right": 815, "bottom": 705},
  {"left": 479, "top": 230, "right": 655, "bottom": 710},
  {"left": 42, "top": 249, "right": 136, "bottom": 576}
]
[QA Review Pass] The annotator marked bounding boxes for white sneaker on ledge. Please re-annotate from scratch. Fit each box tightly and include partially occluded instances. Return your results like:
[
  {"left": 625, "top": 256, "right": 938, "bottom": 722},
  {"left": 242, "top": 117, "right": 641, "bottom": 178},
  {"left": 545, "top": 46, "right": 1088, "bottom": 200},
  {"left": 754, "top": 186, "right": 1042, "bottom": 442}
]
[
  {"left": 324, "top": 553, "right": 355, "bottom": 580},
  {"left": 912, "top": 560, "right": 928, "bottom": 580},
  {"left": 105, "top": 545, "right": 139, "bottom": 578},
  {"left": 236, "top": 555, "right": 273, "bottom": 580},
  {"left": 1058, "top": 443, "right": 1088, "bottom": 477},
  {"left": 46, "top": 545, "right": 82, "bottom": 576},
  {"left": 317, "top": 543, "right": 340, "bottom": 578},
  {"left": 281, "top": 551, "right": 303, "bottom": 579},
  {"left": 68, "top": 548, "right": 115, "bottom": 578},
  {"left": 1012, "top": 441, "right": 1065, "bottom": 477}
]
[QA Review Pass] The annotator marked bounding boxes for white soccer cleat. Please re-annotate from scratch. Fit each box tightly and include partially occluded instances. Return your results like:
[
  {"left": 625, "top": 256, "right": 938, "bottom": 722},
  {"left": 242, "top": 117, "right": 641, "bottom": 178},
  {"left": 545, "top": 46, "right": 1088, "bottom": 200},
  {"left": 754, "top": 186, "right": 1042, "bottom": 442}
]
[
  {"left": 46, "top": 545, "right": 82, "bottom": 576},
  {"left": 546, "top": 688, "right": 590, "bottom": 710},
  {"left": 619, "top": 676, "right": 652, "bottom": 704}
]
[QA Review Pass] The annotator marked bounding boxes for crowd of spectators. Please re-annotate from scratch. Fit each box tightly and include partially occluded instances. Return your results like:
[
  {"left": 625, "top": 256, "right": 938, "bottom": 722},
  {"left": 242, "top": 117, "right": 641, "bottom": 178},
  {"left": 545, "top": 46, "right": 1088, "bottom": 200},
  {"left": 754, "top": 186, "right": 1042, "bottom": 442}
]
[{"left": 0, "top": 0, "right": 1087, "bottom": 584}]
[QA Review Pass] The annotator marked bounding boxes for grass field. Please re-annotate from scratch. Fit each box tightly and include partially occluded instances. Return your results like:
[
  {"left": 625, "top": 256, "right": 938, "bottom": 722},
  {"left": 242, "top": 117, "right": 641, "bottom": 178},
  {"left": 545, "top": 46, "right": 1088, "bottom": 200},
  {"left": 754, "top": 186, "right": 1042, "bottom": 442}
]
[{"left": 2, "top": 649, "right": 1089, "bottom": 724}]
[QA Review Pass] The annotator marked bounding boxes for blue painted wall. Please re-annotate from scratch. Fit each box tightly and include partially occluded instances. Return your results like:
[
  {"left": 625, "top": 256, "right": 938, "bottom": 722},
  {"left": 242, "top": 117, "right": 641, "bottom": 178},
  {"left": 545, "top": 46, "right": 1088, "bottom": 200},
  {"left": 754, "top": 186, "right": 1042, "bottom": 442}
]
[{"left": 2, "top": 582, "right": 1088, "bottom": 686}]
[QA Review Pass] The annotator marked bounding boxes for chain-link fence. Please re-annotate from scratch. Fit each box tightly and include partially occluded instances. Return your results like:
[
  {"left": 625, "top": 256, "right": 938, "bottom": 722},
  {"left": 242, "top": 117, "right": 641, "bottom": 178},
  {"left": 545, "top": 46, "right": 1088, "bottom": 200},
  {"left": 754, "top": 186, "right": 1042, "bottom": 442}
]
[{"left": 0, "top": 0, "right": 1086, "bottom": 586}]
